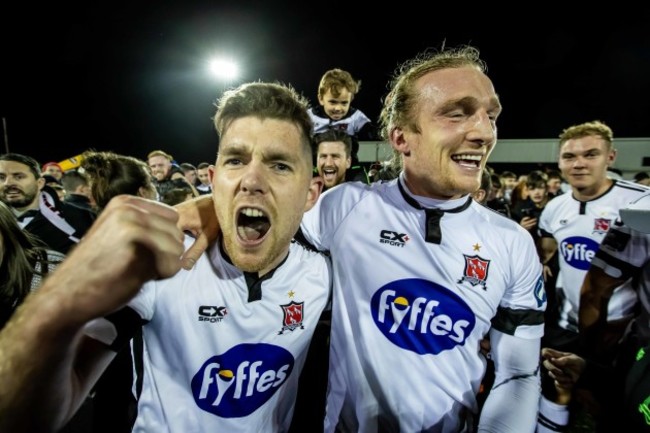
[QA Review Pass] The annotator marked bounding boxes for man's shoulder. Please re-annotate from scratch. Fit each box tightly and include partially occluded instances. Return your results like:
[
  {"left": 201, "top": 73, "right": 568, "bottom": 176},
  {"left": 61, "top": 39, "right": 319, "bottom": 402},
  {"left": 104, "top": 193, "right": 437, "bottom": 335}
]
[
  {"left": 611, "top": 179, "right": 650, "bottom": 201},
  {"left": 542, "top": 191, "right": 572, "bottom": 213},
  {"left": 60, "top": 201, "right": 97, "bottom": 225},
  {"left": 320, "top": 179, "right": 387, "bottom": 205}
]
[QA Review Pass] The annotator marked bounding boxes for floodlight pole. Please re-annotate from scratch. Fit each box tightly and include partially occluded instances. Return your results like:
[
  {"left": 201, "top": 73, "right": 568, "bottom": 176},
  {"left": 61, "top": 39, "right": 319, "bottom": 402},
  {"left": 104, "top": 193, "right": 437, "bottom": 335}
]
[{"left": 2, "top": 117, "right": 8, "bottom": 153}]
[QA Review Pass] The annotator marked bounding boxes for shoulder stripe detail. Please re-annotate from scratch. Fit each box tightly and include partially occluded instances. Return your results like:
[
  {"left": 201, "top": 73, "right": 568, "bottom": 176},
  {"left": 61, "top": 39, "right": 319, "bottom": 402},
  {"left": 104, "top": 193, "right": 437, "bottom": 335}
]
[
  {"left": 594, "top": 247, "right": 639, "bottom": 276},
  {"left": 614, "top": 179, "right": 650, "bottom": 193}
]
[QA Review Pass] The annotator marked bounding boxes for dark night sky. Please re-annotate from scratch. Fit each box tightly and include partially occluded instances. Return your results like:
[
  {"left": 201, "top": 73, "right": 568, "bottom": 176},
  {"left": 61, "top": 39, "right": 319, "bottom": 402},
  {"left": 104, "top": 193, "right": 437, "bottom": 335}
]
[{"left": 1, "top": 3, "right": 649, "bottom": 166}]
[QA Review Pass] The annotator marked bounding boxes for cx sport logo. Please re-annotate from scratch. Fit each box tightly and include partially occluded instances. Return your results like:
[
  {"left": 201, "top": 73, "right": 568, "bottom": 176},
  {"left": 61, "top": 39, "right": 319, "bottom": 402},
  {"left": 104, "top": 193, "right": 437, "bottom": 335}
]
[
  {"left": 191, "top": 344, "right": 294, "bottom": 418},
  {"left": 198, "top": 305, "right": 228, "bottom": 323},
  {"left": 559, "top": 236, "right": 600, "bottom": 270},
  {"left": 379, "top": 230, "right": 410, "bottom": 248},
  {"left": 371, "top": 278, "right": 475, "bottom": 355}
]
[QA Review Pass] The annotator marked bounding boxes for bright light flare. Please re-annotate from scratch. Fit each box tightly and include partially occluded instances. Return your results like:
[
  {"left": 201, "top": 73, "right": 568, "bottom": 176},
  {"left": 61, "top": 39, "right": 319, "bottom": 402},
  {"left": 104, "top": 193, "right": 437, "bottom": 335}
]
[{"left": 208, "top": 58, "right": 239, "bottom": 81}]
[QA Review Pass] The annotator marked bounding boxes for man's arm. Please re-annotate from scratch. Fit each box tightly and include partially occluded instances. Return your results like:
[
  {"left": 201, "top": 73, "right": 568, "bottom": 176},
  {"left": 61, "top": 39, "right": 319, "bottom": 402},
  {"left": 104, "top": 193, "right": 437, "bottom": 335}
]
[
  {"left": 478, "top": 330, "right": 541, "bottom": 433},
  {"left": 579, "top": 266, "right": 623, "bottom": 331},
  {"left": 0, "top": 195, "right": 184, "bottom": 433},
  {"left": 578, "top": 258, "right": 631, "bottom": 358},
  {"left": 537, "top": 237, "right": 558, "bottom": 281}
]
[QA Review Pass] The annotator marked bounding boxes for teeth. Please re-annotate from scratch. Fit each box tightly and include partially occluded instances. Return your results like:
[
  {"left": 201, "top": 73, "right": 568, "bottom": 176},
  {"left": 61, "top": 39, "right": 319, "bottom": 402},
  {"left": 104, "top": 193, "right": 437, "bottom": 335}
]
[
  {"left": 240, "top": 207, "right": 264, "bottom": 217},
  {"left": 452, "top": 154, "right": 482, "bottom": 161}
]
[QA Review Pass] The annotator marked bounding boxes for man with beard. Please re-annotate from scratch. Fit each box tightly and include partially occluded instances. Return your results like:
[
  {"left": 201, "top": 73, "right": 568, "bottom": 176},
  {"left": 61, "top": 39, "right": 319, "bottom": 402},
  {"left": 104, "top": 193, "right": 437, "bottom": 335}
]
[
  {"left": 314, "top": 130, "right": 353, "bottom": 189},
  {"left": 146, "top": 149, "right": 188, "bottom": 197},
  {"left": 0, "top": 153, "right": 95, "bottom": 254},
  {"left": 0, "top": 83, "right": 330, "bottom": 433},
  {"left": 179, "top": 45, "right": 547, "bottom": 432}
]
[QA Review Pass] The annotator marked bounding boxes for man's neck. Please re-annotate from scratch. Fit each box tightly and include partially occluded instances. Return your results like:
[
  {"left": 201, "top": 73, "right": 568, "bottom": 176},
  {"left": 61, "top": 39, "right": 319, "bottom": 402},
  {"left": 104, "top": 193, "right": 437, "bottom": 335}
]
[
  {"left": 573, "top": 178, "right": 614, "bottom": 202},
  {"left": 11, "top": 200, "right": 39, "bottom": 218}
]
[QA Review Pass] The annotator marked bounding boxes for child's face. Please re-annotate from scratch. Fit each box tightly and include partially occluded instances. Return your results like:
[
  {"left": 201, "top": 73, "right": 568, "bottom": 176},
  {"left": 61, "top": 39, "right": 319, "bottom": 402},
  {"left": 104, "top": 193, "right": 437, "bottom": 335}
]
[{"left": 318, "top": 88, "right": 353, "bottom": 120}]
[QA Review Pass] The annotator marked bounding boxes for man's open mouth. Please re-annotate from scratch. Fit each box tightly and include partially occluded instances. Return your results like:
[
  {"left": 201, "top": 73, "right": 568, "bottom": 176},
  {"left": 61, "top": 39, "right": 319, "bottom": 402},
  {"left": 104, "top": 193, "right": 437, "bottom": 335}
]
[{"left": 237, "top": 207, "right": 270, "bottom": 241}]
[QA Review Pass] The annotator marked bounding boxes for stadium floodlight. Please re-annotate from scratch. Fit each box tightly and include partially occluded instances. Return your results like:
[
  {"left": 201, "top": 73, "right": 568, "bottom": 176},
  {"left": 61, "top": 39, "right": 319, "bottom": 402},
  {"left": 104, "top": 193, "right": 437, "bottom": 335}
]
[{"left": 208, "top": 58, "right": 239, "bottom": 82}]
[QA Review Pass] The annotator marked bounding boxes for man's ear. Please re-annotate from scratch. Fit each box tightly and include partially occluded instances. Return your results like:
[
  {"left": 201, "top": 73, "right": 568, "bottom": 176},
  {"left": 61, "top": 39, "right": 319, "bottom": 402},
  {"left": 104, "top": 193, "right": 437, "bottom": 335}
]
[
  {"left": 472, "top": 189, "right": 487, "bottom": 204},
  {"left": 606, "top": 148, "right": 617, "bottom": 167},
  {"left": 345, "top": 156, "right": 351, "bottom": 170},
  {"left": 304, "top": 176, "right": 324, "bottom": 213},
  {"left": 390, "top": 127, "right": 410, "bottom": 156},
  {"left": 36, "top": 176, "right": 46, "bottom": 191},
  {"left": 208, "top": 165, "right": 215, "bottom": 183}
]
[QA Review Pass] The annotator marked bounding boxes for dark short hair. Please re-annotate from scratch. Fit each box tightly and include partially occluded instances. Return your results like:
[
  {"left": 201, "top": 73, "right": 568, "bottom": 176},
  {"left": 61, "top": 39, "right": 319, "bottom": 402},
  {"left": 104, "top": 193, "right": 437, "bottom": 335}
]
[
  {"left": 180, "top": 163, "right": 196, "bottom": 172},
  {"left": 479, "top": 168, "right": 492, "bottom": 192},
  {"left": 61, "top": 170, "right": 89, "bottom": 192},
  {"left": 0, "top": 153, "right": 41, "bottom": 179},
  {"left": 313, "top": 130, "right": 353, "bottom": 157},
  {"left": 525, "top": 170, "right": 548, "bottom": 190},
  {"left": 213, "top": 82, "right": 313, "bottom": 160}
]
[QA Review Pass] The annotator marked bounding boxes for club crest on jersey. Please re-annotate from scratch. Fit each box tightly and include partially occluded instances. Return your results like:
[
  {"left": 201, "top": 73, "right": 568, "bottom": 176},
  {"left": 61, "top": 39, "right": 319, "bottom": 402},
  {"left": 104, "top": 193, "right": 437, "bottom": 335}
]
[
  {"left": 457, "top": 254, "right": 490, "bottom": 290},
  {"left": 279, "top": 301, "right": 304, "bottom": 334},
  {"left": 593, "top": 218, "right": 612, "bottom": 234}
]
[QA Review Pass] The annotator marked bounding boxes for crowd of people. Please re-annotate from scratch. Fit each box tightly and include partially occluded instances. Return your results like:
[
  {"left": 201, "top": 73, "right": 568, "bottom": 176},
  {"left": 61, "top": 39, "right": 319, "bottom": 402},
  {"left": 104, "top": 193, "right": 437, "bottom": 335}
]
[{"left": 0, "top": 44, "right": 649, "bottom": 433}]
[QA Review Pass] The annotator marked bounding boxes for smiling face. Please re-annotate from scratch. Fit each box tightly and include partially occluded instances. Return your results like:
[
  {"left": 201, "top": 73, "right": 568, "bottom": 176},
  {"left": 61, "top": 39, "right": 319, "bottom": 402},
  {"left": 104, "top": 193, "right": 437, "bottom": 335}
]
[
  {"left": 558, "top": 135, "right": 616, "bottom": 200},
  {"left": 391, "top": 66, "right": 501, "bottom": 199},
  {"left": 210, "top": 116, "right": 321, "bottom": 275},
  {"left": 148, "top": 155, "right": 172, "bottom": 181},
  {"left": 318, "top": 88, "right": 352, "bottom": 121},
  {"left": 317, "top": 140, "right": 351, "bottom": 189}
]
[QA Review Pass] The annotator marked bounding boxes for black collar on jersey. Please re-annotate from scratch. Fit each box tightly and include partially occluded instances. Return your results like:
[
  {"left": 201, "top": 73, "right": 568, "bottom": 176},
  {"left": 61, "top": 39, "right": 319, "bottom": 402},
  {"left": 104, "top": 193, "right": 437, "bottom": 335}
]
[
  {"left": 16, "top": 208, "right": 39, "bottom": 221},
  {"left": 398, "top": 180, "right": 472, "bottom": 244},
  {"left": 219, "top": 240, "right": 287, "bottom": 302}
]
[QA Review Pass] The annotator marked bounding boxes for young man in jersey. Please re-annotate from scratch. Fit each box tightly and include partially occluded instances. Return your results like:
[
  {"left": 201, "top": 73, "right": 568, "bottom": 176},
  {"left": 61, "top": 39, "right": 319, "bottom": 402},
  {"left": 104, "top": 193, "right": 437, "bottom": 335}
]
[
  {"left": 536, "top": 120, "right": 650, "bottom": 431},
  {"left": 179, "top": 45, "right": 547, "bottom": 432},
  {"left": 540, "top": 191, "right": 650, "bottom": 432},
  {"left": 0, "top": 82, "right": 329, "bottom": 433}
]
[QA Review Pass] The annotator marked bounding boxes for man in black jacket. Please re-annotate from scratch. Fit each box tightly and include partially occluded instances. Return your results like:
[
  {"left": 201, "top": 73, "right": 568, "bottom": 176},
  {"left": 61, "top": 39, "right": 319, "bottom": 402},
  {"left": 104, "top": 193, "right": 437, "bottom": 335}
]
[{"left": 0, "top": 153, "right": 96, "bottom": 254}]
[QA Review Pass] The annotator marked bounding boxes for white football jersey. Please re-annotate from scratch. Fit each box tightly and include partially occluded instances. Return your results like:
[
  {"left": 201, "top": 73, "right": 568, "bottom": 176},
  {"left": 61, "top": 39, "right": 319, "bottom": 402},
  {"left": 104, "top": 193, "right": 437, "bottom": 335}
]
[
  {"left": 125, "top": 237, "right": 331, "bottom": 433},
  {"left": 300, "top": 176, "right": 546, "bottom": 433},
  {"left": 538, "top": 180, "right": 649, "bottom": 332}
]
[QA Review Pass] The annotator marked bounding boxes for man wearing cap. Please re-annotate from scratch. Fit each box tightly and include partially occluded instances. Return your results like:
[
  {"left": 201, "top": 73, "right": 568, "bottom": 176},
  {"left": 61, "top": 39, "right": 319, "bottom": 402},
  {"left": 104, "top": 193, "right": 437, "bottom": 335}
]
[
  {"left": 0, "top": 153, "right": 95, "bottom": 254},
  {"left": 42, "top": 161, "right": 64, "bottom": 181}
]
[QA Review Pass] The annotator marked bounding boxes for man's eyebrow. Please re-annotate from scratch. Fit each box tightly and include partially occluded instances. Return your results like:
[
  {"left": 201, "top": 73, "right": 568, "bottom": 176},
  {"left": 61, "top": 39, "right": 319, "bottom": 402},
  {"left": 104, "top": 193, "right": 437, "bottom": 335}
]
[
  {"left": 264, "top": 148, "right": 300, "bottom": 163},
  {"left": 438, "top": 96, "right": 502, "bottom": 113},
  {"left": 438, "top": 97, "right": 477, "bottom": 112}
]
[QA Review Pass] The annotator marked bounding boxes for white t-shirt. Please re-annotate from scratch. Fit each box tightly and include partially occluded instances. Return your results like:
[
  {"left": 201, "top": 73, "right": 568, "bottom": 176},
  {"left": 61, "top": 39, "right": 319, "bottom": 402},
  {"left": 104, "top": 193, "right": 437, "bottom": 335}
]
[
  {"left": 539, "top": 179, "right": 649, "bottom": 332},
  {"left": 124, "top": 237, "right": 331, "bottom": 433},
  {"left": 300, "top": 176, "right": 546, "bottom": 433}
]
